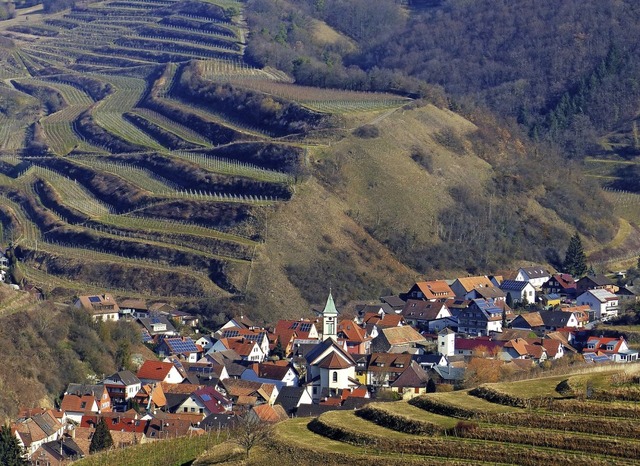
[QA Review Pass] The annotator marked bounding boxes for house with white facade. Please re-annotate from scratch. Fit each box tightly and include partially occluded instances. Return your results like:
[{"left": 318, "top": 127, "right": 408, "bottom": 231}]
[
  {"left": 576, "top": 289, "right": 619, "bottom": 321},
  {"left": 499, "top": 280, "right": 536, "bottom": 305},
  {"left": 305, "top": 338, "right": 359, "bottom": 402},
  {"left": 583, "top": 336, "right": 639, "bottom": 363},
  {"left": 515, "top": 266, "right": 551, "bottom": 289}
]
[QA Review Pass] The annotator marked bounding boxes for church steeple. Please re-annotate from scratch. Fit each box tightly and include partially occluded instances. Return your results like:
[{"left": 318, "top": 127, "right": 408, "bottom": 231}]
[{"left": 322, "top": 290, "right": 338, "bottom": 340}]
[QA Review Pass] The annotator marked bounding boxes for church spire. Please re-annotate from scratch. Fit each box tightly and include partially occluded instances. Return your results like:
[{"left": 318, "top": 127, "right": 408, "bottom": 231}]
[{"left": 322, "top": 290, "right": 338, "bottom": 340}]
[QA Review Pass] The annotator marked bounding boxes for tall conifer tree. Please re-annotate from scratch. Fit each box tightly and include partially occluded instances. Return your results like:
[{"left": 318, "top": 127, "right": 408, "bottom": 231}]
[
  {"left": 0, "top": 425, "right": 27, "bottom": 466},
  {"left": 563, "top": 232, "right": 587, "bottom": 277},
  {"left": 89, "top": 418, "right": 113, "bottom": 454}
]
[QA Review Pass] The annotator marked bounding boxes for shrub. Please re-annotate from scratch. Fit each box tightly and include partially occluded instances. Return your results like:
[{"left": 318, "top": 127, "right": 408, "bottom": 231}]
[{"left": 353, "top": 124, "right": 380, "bottom": 139}]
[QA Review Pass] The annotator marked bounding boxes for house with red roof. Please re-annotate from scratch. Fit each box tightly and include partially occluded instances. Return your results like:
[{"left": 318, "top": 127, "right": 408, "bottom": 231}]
[
  {"left": 247, "top": 404, "right": 288, "bottom": 423},
  {"left": 336, "top": 319, "right": 371, "bottom": 354},
  {"left": 406, "top": 280, "right": 455, "bottom": 301},
  {"left": 137, "top": 360, "right": 185, "bottom": 385},
  {"left": 218, "top": 327, "right": 270, "bottom": 356},
  {"left": 175, "top": 386, "right": 232, "bottom": 417},
  {"left": 453, "top": 336, "right": 504, "bottom": 357},
  {"left": 583, "top": 336, "right": 639, "bottom": 363},
  {"left": 542, "top": 274, "right": 577, "bottom": 297},
  {"left": 501, "top": 338, "right": 548, "bottom": 363},
  {"left": 80, "top": 410, "right": 148, "bottom": 436},
  {"left": 273, "top": 319, "right": 320, "bottom": 350},
  {"left": 60, "top": 393, "right": 99, "bottom": 424},
  {"left": 211, "top": 337, "right": 265, "bottom": 362}
]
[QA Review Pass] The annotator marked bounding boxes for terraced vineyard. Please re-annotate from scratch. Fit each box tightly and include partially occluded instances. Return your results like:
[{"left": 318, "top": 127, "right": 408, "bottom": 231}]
[
  {"left": 269, "top": 365, "right": 640, "bottom": 466},
  {"left": 0, "top": 0, "right": 412, "bottom": 300}
]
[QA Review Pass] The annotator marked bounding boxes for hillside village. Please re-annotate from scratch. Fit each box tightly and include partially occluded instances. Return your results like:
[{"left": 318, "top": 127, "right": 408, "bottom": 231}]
[{"left": 5, "top": 262, "right": 640, "bottom": 464}]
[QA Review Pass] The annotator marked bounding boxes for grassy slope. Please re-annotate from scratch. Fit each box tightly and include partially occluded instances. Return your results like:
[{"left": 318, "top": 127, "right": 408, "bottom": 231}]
[{"left": 248, "top": 103, "right": 581, "bottom": 317}]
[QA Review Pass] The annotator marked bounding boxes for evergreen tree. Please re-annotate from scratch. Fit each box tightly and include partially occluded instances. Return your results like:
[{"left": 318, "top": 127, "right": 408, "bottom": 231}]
[
  {"left": 501, "top": 307, "right": 508, "bottom": 329},
  {"left": 89, "top": 418, "right": 113, "bottom": 454},
  {"left": 563, "top": 232, "right": 587, "bottom": 277},
  {"left": 0, "top": 425, "right": 27, "bottom": 466},
  {"left": 426, "top": 378, "right": 437, "bottom": 393},
  {"left": 505, "top": 293, "right": 514, "bottom": 310}
]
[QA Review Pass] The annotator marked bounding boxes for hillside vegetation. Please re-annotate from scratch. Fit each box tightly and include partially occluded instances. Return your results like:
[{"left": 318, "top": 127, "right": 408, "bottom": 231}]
[
  {"left": 0, "top": 288, "right": 142, "bottom": 421},
  {"left": 0, "top": 0, "right": 626, "bottom": 325}
]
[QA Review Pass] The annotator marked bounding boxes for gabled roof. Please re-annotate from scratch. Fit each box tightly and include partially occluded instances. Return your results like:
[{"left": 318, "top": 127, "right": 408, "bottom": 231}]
[
  {"left": 317, "top": 352, "right": 355, "bottom": 369},
  {"left": 499, "top": 280, "right": 531, "bottom": 292},
  {"left": 75, "top": 293, "right": 120, "bottom": 314},
  {"left": 60, "top": 393, "right": 97, "bottom": 414},
  {"left": 584, "top": 336, "right": 627, "bottom": 354},
  {"left": 380, "top": 295, "right": 406, "bottom": 308},
  {"left": 362, "top": 312, "right": 404, "bottom": 328},
  {"left": 220, "top": 328, "right": 267, "bottom": 343},
  {"left": 578, "top": 274, "right": 614, "bottom": 287},
  {"left": 251, "top": 404, "right": 288, "bottom": 423},
  {"left": 119, "top": 298, "right": 148, "bottom": 310},
  {"left": 368, "top": 353, "right": 413, "bottom": 374},
  {"left": 539, "top": 310, "right": 575, "bottom": 328},
  {"left": 221, "top": 338, "right": 259, "bottom": 357},
  {"left": 390, "top": 361, "right": 430, "bottom": 388},
  {"left": 337, "top": 319, "right": 368, "bottom": 343},
  {"left": 473, "top": 286, "right": 506, "bottom": 299},
  {"left": 380, "top": 326, "right": 426, "bottom": 346},
  {"left": 454, "top": 337, "right": 503, "bottom": 353},
  {"left": 250, "top": 361, "right": 294, "bottom": 381},
  {"left": 274, "top": 319, "right": 319, "bottom": 343},
  {"left": 582, "top": 288, "right": 618, "bottom": 303},
  {"left": 305, "top": 337, "right": 355, "bottom": 366},
  {"left": 518, "top": 266, "right": 550, "bottom": 279},
  {"left": 275, "top": 387, "right": 307, "bottom": 414},
  {"left": 137, "top": 360, "right": 177, "bottom": 381},
  {"left": 401, "top": 300, "right": 450, "bottom": 322},
  {"left": 104, "top": 370, "right": 140, "bottom": 387},
  {"left": 512, "top": 312, "right": 544, "bottom": 328},
  {"left": 545, "top": 274, "right": 576, "bottom": 290},
  {"left": 13, "top": 410, "right": 62, "bottom": 446},
  {"left": 412, "top": 280, "right": 455, "bottom": 300},
  {"left": 162, "top": 337, "right": 199, "bottom": 354},
  {"left": 193, "top": 386, "right": 231, "bottom": 414},
  {"left": 469, "top": 299, "right": 504, "bottom": 320},
  {"left": 453, "top": 276, "right": 494, "bottom": 293},
  {"left": 432, "top": 365, "right": 465, "bottom": 381}
]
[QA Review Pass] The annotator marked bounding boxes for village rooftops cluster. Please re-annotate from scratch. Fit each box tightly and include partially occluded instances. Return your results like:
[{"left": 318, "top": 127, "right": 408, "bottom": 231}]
[{"left": 12, "top": 266, "right": 639, "bottom": 463}]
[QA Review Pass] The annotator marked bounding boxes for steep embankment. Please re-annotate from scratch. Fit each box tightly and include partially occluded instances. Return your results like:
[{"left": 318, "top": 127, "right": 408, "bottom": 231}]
[{"left": 248, "top": 102, "right": 615, "bottom": 318}]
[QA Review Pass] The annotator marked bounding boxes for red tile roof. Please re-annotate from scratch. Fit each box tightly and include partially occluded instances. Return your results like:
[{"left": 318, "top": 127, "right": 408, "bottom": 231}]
[
  {"left": 413, "top": 280, "right": 455, "bottom": 300},
  {"left": 60, "top": 394, "right": 97, "bottom": 414},
  {"left": 137, "top": 361, "right": 175, "bottom": 381},
  {"left": 337, "top": 320, "right": 368, "bottom": 343},
  {"left": 317, "top": 352, "right": 354, "bottom": 369}
]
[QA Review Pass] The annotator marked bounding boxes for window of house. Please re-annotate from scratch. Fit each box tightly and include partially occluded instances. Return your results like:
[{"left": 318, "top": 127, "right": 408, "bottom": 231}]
[
  {"left": 313, "top": 387, "right": 317, "bottom": 395},
  {"left": 332, "top": 371, "right": 338, "bottom": 383},
  {"left": 183, "top": 407, "right": 188, "bottom": 413}
]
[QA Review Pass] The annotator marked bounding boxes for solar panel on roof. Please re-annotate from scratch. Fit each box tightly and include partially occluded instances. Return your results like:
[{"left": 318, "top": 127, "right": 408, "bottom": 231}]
[
  {"left": 201, "top": 394, "right": 212, "bottom": 402},
  {"left": 88, "top": 296, "right": 101, "bottom": 303},
  {"left": 300, "top": 323, "right": 312, "bottom": 332}
]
